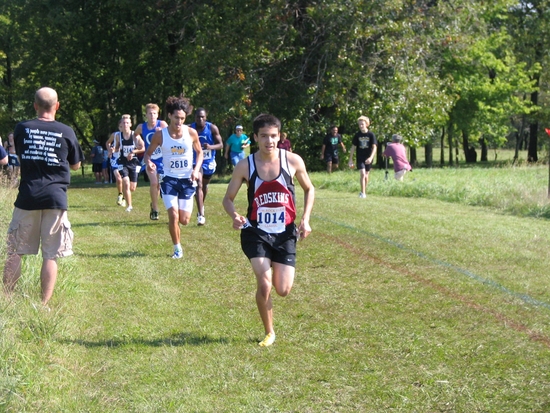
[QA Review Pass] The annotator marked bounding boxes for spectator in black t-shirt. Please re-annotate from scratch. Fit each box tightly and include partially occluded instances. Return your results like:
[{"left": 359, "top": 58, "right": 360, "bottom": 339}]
[
  {"left": 3, "top": 87, "right": 84, "bottom": 306},
  {"left": 320, "top": 125, "right": 346, "bottom": 173},
  {"left": 348, "top": 116, "right": 377, "bottom": 198}
]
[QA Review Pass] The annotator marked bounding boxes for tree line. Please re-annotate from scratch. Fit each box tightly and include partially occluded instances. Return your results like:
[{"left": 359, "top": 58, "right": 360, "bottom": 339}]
[{"left": 0, "top": 0, "right": 548, "bottom": 170}]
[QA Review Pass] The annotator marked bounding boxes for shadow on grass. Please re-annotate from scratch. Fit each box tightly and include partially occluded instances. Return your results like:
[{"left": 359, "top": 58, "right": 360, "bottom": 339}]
[
  {"left": 65, "top": 331, "right": 229, "bottom": 348},
  {"left": 77, "top": 251, "right": 147, "bottom": 258},
  {"left": 71, "top": 221, "right": 166, "bottom": 228}
]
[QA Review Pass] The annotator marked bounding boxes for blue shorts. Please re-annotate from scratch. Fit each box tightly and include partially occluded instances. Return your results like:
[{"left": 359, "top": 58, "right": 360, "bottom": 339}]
[
  {"left": 160, "top": 176, "right": 196, "bottom": 200},
  {"left": 146, "top": 158, "right": 164, "bottom": 175},
  {"left": 230, "top": 151, "right": 245, "bottom": 166}
]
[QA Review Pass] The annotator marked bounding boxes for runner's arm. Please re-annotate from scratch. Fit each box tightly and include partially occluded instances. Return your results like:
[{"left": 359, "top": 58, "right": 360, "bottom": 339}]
[
  {"left": 290, "top": 153, "right": 315, "bottom": 239},
  {"left": 222, "top": 160, "right": 249, "bottom": 230}
]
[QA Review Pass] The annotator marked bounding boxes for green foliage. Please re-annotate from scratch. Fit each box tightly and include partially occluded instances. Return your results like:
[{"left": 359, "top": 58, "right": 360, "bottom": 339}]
[{"left": 0, "top": 0, "right": 547, "bottom": 162}]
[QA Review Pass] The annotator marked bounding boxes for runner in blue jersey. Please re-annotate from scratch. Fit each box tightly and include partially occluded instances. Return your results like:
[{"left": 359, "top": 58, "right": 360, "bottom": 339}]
[
  {"left": 190, "top": 108, "right": 223, "bottom": 226},
  {"left": 135, "top": 103, "right": 168, "bottom": 220}
]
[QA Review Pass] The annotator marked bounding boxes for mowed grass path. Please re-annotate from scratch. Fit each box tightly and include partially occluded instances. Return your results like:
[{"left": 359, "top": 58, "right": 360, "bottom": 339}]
[{"left": 1, "top": 175, "right": 550, "bottom": 412}]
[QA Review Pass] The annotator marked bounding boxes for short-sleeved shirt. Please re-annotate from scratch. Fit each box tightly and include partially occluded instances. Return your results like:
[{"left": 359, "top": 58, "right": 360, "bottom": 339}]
[
  {"left": 226, "top": 133, "right": 249, "bottom": 153},
  {"left": 323, "top": 133, "right": 342, "bottom": 156},
  {"left": 352, "top": 131, "right": 377, "bottom": 162},
  {"left": 383, "top": 143, "right": 411, "bottom": 172},
  {"left": 91, "top": 145, "right": 104, "bottom": 164},
  {"left": 14, "top": 119, "right": 83, "bottom": 210},
  {"left": 277, "top": 139, "right": 291, "bottom": 151}
]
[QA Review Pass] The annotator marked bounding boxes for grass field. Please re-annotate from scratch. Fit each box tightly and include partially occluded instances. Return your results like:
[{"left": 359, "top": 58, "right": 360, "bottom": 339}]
[{"left": 1, "top": 164, "right": 550, "bottom": 412}]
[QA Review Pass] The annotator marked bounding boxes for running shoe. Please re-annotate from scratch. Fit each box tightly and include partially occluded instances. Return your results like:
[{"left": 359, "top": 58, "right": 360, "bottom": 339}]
[
  {"left": 125, "top": 206, "right": 133, "bottom": 212},
  {"left": 172, "top": 247, "right": 183, "bottom": 259},
  {"left": 359, "top": 192, "right": 366, "bottom": 199},
  {"left": 121, "top": 199, "right": 127, "bottom": 207},
  {"left": 259, "top": 332, "right": 276, "bottom": 347},
  {"left": 197, "top": 214, "right": 206, "bottom": 226},
  {"left": 150, "top": 209, "right": 159, "bottom": 220},
  {"left": 116, "top": 194, "right": 124, "bottom": 205}
]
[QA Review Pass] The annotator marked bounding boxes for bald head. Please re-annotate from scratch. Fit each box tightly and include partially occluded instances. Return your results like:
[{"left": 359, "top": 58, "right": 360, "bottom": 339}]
[{"left": 35, "top": 87, "right": 58, "bottom": 110}]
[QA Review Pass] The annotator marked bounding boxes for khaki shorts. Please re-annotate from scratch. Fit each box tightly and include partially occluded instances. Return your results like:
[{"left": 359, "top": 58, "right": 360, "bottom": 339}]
[
  {"left": 395, "top": 169, "right": 408, "bottom": 181},
  {"left": 6, "top": 208, "right": 74, "bottom": 259}
]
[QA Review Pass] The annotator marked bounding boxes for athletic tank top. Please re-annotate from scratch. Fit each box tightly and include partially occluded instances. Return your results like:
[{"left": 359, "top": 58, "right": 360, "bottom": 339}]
[
  {"left": 119, "top": 132, "right": 139, "bottom": 167},
  {"left": 246, "top": 149, "right": 296, "bottom": 234},
  {"left": 161, "top": 126, "right": 193, "bottom": 179},
  {"left": 191, "top": 121, "right": 215, "bottom": 165},
  {"left": 142, "top": 120, "right": 162, "bottom": 160}
]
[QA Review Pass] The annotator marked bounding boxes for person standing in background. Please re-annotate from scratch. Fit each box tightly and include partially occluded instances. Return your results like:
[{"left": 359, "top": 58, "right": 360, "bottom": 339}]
[
  {"left": 225, "top": 125, "right": 250, "bottom": 167},
  {"left": 91, "top": 139, "right": 104, "bottom": 184},
  {"left": 321, "top": 125, "right": 346, "bottom": 173},
  {"left": 3, "top": 87, "right": 83, "bottom": 306},
  {"left": 348, "top": 116, "right": 377, "bottom": 198},
  {"left": 277, "top": 132, "right": 292, "bottom": 152},
  {"left": 383, "top": 134, "right": 411, "bottom": 181}
]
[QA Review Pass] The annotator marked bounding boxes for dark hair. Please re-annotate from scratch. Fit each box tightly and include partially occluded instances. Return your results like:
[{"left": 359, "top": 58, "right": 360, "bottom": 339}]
[
  {"left": 252, "top": 114, "right": 281, "bottom": 135},
  {"left": 165, "top": 95, "right": 193, "bottom": 116},
  {"left": 195, "top": 107, "right": 207, "bottom": 116}
]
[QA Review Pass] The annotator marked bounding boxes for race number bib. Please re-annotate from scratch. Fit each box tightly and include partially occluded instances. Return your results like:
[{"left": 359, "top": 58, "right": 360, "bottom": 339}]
[
  {"left": 257, "top": 206, "right": 286, "bottom": 233},
  {"left": 169, "top": 157, "right": 188, "bottom": 174},
  {"left": 123, "top": 145, "right": 134, "bottom": 157},
  {"left": 151, "top": 146, "right": 162, "bottom": 158},
  {"left": 203, "top": 149, "right": 212, "bottom": 160}
]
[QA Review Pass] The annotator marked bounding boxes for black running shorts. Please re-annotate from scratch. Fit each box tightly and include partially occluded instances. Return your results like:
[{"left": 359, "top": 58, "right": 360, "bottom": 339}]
[{"left": 240, "top": 224, "right": 297, "bottom": 267}]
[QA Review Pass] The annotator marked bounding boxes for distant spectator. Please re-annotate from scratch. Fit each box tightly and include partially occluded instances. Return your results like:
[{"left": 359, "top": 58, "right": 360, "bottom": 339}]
[
  {"left": 348, "top": 116, "right": 377, "bottom": 198},
  {"left": 225, "top": 125, "right": 250, "bottom": 167},
  {"left": 383, "top": 134, "right": 411, "bottom": 181},
  {"left": 277, "top": 132, "right": 292, "bottom": 152},
  {"left": 91, "top": 139, "right": 104, "bottom": 184},
  {"left": 320, "top": 125, "right": 346, "bottom": 173}
]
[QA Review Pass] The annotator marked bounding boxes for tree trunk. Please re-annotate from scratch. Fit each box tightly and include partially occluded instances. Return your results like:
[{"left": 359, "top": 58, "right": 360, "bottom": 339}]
[
  {"left": 461, "top": 129, "right": 470, "bottom": 161},
  {"left": 528, "top": 57, "right": 541, "bottom": 162},
  {"left": 440, "top": 127, "right": 445, "bottom": 166},
  {"left": 528, "top": 121, "right": 538, "bottom": 162},
  {"left": 480, "top": 137, "right": 488, "bottom": 162},
  {"left": 448, "top": 124, "right": 454, "bottom": 166},
  {"left": 425, "top": 142, "right": 433, "bottom": 167},
  {"left": 410, "top": 147, "right": 417, "bottom": 167}
]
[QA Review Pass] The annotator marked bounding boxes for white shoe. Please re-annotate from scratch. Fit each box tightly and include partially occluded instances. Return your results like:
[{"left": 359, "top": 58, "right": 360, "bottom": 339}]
[
  {"left": 172, "top": 247, "right": 183, "bottom": 259},
  {"left": 359, "top": 192, "right": 366, "bottom": 198},
  {"left": 125, "top": 206, "right": 133, "bottom": 212},
  {"left": 197, "top": 215, "right": 206, "bottom": 226}
]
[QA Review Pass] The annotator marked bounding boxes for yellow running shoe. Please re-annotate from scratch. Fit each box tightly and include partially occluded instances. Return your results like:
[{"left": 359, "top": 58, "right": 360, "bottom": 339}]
[{"left": 259, "top": 332, "right": 276, "bottom": 347}]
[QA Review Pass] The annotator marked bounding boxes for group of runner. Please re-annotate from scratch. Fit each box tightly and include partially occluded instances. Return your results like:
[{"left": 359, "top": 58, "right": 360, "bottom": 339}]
[{"left": 105, "top": 103, "right": 248, "bottom": 226}]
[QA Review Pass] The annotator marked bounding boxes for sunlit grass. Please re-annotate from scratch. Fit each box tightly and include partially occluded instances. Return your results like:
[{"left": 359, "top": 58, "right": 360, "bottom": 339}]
[{"left": 1, "top": 163, "right": 550, "bottom": 412}]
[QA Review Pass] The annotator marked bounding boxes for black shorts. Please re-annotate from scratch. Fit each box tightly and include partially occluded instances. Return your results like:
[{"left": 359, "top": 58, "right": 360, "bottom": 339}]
[
  {"left": 119, "top": 165, "right": 140, "bottom": 182},
  {"left": 324, "top": 153, "right": 339, "bottom": 164},
  {"left": 357, "top": 159, "right": 373, "bottom": 171},
  {"left": 240, "top": 224, "right": 297, "bottom": 267},
  {"left": 92, "top": 163, "right": 103, "bottom": 173}
]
